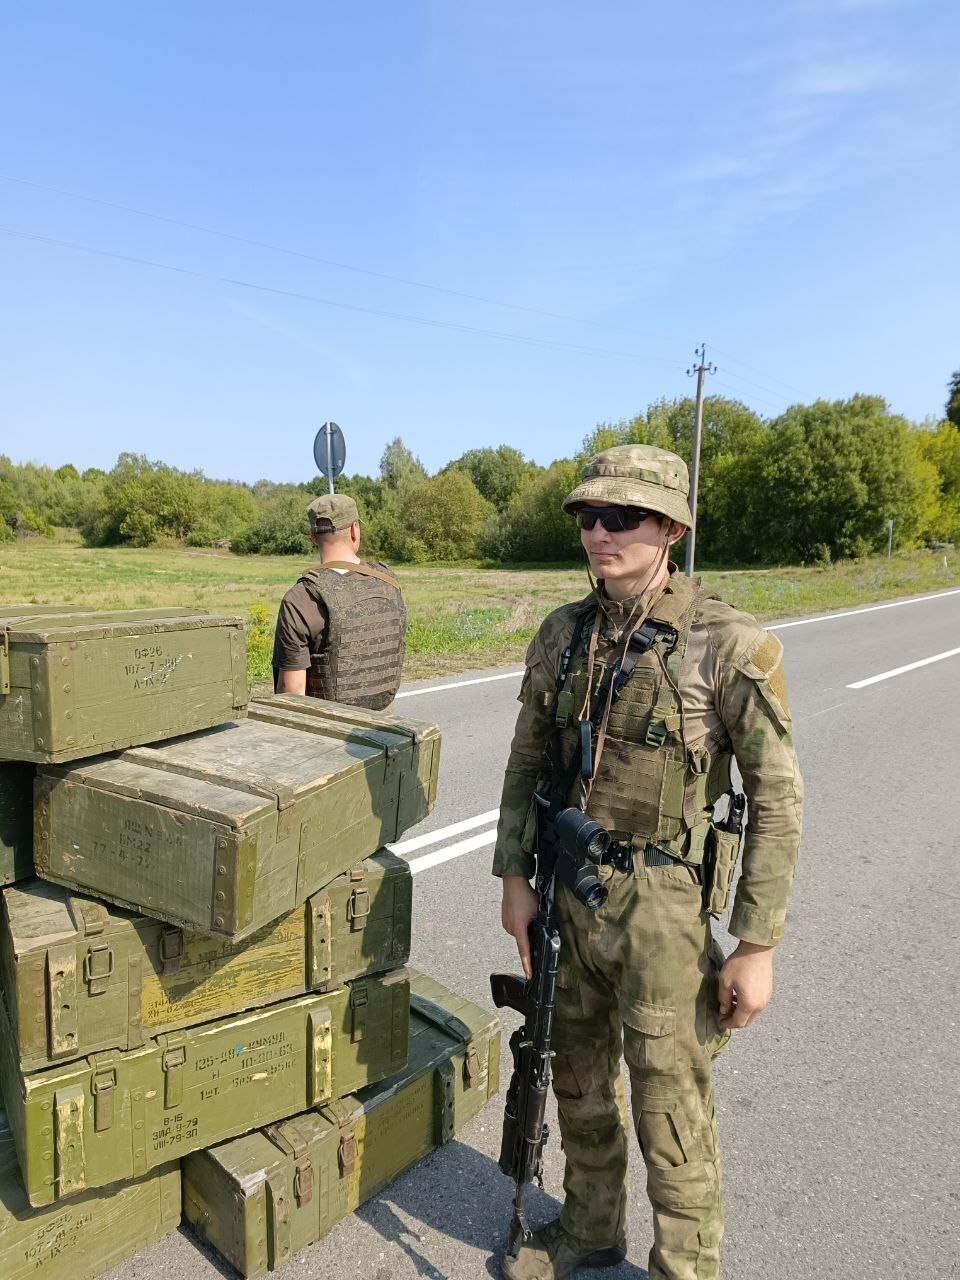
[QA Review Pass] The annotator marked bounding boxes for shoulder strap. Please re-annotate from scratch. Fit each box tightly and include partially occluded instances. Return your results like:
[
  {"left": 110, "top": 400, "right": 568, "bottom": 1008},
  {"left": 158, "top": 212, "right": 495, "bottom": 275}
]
[{"left": 309, "top": 561, "right": 401, "bottom": 589}]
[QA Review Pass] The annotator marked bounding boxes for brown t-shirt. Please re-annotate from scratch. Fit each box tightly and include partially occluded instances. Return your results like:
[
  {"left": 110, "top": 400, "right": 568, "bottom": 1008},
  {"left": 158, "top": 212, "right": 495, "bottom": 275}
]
[{"left": 272, "top": 579, "right": 328, "bottom": 687}]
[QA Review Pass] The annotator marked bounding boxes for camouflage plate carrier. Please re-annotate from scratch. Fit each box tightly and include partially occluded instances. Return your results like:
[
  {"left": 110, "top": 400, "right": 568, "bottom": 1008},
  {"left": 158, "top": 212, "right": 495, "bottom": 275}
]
[{"left": 300, "top": 563, "right": 406, "bottom": 711}]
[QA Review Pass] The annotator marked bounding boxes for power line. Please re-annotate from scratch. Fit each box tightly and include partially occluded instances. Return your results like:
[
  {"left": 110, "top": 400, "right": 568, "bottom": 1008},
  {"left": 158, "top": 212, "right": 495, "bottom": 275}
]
[
  {"left": 0, "top": 225, "right": 688, "bottom": 369},
  {"left": 0, "top": 173, "right": 687, "bottom": 347},
  {"left": 710, "top": 375, "right": 785, "bottom": 413},
  {"left": 708, "top": 343, "right": 807, "bottom": 398},
  {"left": 1, "top": 176, "right": 814, "bottom": 403}
]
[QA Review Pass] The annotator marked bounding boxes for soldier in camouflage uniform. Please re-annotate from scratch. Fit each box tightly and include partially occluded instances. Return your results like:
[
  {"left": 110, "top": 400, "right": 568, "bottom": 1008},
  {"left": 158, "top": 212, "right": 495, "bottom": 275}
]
[
  {"left": 494, "top": 445, "right": 803, "bottom": 1280},
  {"left": 273, "top": 493, "right": 407, "bottom": 710}
]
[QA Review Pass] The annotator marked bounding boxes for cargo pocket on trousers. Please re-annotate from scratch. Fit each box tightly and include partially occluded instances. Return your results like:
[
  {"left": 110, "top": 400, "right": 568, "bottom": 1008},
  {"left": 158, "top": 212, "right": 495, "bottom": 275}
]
[
  {"left": 621, "top": 997, "right": 676, "bottom": 1075},
  {"left": 637, "top": 1100, "right": 715, "bottom": 1211},
  {"left": 552, "top": 963, "right": 593, "bottom": 1101}
]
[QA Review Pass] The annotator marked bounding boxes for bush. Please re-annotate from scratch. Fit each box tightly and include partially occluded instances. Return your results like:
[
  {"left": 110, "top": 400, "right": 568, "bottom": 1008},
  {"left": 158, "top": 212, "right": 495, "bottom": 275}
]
[
  {"left": 232, "top": 490, "right": 313, "bottom": 556},
  {"left": 489, "top": 460, "right": 583, "bottom": 562},
  {"left": 399, "top": 471, "right": 493, "bottom": 560}
]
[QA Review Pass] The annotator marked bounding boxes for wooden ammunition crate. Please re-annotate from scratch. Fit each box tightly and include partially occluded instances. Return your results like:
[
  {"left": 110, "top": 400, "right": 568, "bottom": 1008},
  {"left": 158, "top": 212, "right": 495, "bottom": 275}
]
[
  {"left": 0, "top": 763, "right": 32, "bottom": 885},
  {"left": 0, "top": 1107, "right": 180, "bottom": 1280},
  {"left": 34, "top": 710, "right": 437, "bottom": 939},
  {"left": 1, "top": 850, "right": 412, "bottom": 1072},
  {"left": 248, "top": 694, "right": 441, "bottom": 841},
  {"left": 183, "top": 970, "right": 500, "bottom": 1277},
  {"left": 0, "top": 607, "right": 247, "bottom": 764},
  {"left": 0, "top": 968, "right": 409, "bottom": 1207}
]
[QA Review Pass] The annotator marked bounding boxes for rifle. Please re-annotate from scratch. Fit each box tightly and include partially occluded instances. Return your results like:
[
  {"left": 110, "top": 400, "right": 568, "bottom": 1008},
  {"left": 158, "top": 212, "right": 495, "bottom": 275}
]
[
  {"left": 489, "top": 802, "right": 611, "bottom": 1259},
  {"left": 489, "top": 834, "right": 561, "bottom": 1260}
]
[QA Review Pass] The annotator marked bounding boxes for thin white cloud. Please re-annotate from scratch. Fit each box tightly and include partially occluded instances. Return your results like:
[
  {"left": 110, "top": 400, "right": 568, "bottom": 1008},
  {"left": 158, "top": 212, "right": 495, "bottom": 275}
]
[
  {"left": 792, "top": 56, "right": 897, "bottom": 96},
  {"left": 227, "top": 300, "right": 368, "bottom": 387}
]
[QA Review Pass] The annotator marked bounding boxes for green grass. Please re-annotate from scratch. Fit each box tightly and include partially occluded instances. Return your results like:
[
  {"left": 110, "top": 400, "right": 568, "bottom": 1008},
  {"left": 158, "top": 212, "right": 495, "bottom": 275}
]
[{"left": 1, "top": 536, "right": 956, "bottom": 687}]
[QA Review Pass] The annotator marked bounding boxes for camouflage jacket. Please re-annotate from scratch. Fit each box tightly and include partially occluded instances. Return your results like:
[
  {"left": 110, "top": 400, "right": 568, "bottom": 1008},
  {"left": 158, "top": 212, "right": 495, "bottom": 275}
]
[{"left": 492, "top": 572, "right": 803, "bottom": 947}]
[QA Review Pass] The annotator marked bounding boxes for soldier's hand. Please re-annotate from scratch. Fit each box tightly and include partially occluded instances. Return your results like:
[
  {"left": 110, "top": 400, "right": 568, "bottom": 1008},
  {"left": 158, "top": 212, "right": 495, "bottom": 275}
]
[
  {"left": 501, "top": 875, "right": 539, "bottom": 979},
  {"left": 718, "top": 941, "right": 774, "bottom": 1029}
]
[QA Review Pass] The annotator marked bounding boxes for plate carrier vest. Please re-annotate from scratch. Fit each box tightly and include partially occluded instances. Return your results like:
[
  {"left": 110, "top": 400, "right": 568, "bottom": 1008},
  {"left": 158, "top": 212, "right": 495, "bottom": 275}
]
[
  {"left": 300, "top": 562, "right": 407, "bottom": 711},
  {"left": 551, "top": 573, "right": 732, "bottom": 863}
]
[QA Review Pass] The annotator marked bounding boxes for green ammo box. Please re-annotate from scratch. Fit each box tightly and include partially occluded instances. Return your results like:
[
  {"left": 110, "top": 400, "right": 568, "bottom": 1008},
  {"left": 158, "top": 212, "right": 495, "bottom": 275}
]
[
  {"left": 0, "top": 1107, "right": 180, "bottom": 1280},
  {"left": 0, "top": 763, "right": 33, "bottom": 885},
  {"left": 0, "top": 607, "right": 248, "bottom": 764},
  {"left": 247, "top": 694, "right": 442, "bottom": 840},
  {"left": 0, "top": 968, "right": 409, "bottom": 1207},
  {"left": 33, "top": 709, "right": 436, "bottom": 939},
  {"left": 183, "top": 969, "right": 501, "bottom": 1278},
  {"left": 1, "top": 850, "right": 412, "bottom": 1072}
]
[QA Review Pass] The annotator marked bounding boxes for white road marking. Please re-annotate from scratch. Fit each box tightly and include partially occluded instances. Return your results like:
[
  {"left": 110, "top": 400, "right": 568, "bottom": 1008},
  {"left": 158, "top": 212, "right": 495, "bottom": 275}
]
[
  {"left": 801, "top": 701, "right": 846, "bottom": 721},
  {"left": 394, "top": 588, "right": 960, "bottom": 700},
  {"left": 407, "top": 828, "right": 498, "bottom": 875},
  {"left": 768, "top": 586, "right": 960, "bottom": 632},
  {"left": 847, "top": 646, "right": 960, "bottom": 689},
  {"left": 395, "top": 669, "right": 523, "bottom": 699},
  {"left": 388, "top": 808, "right": 500, "bottom": 856}
]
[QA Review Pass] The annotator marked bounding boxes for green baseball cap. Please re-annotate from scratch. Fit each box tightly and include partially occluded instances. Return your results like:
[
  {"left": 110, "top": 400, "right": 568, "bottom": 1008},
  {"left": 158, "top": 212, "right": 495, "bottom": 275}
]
[
  {"left": 562, "top": 444, "right": 693, "bottom": 528},
  {"left": 307, "top": 493, "right": 360, "bottom": 532}
]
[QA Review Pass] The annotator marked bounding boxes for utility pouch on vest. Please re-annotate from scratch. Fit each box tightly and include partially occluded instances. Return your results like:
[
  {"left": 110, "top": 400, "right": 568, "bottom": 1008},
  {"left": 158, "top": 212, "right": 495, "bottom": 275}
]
[{"left": 704, "top": 824, "right": 742, "bottom": 916}]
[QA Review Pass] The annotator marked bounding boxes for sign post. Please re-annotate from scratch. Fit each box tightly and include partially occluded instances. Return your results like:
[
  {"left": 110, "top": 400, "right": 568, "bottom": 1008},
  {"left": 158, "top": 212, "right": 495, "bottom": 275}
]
[{"left": 313, "top": 422, "right": 346, "bottom": 493}]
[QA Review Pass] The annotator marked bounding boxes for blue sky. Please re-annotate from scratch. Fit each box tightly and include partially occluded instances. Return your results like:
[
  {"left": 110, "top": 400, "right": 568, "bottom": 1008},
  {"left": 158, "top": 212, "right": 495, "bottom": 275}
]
[{"left": 1, "top": 1, "right": 957, "bottom": 483}]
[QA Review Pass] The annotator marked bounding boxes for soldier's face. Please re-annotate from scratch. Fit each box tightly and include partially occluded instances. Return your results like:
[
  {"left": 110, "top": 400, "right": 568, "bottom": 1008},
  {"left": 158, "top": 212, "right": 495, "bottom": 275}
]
[{"left": 579, "top": 502, "right": 675, "bottom": 589}]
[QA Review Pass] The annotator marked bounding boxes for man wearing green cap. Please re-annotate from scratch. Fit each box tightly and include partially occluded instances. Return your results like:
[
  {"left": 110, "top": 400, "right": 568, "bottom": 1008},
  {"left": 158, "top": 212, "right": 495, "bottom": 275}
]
[
  {"left": 273, "top": 493, "right": 407, "bottom": 710},
  {"left": 494, "top": 444, "right": 803, "bottom": 1280}
]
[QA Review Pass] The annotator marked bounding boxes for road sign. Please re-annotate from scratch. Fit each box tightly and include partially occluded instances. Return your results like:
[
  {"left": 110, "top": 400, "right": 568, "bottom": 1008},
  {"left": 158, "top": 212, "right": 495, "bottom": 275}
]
[{"left": 313, "top": 422, "right": 346, "bottom": 493}]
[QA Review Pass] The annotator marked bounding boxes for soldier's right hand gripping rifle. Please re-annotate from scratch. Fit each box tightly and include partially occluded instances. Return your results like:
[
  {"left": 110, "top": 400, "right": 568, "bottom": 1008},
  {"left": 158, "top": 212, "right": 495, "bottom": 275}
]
[{"left": 489, "top": 800, "right": 612, "bottom": 1260}]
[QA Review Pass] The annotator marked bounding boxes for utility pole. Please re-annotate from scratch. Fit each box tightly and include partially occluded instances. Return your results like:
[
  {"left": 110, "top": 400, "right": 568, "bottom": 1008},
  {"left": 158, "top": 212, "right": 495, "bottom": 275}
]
[{"left": 684, "top": 342, "right": 717, "bottom": 576}]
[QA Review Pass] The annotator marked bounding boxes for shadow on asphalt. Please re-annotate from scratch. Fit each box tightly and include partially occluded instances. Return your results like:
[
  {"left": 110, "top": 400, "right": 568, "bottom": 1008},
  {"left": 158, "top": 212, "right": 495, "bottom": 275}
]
[{"left": 356, "top": 1139, "right": 649, "bottom": 1280}]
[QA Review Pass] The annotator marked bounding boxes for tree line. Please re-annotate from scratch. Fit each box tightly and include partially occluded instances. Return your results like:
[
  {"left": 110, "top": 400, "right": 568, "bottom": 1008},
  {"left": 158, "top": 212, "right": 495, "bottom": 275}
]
[{"left": 3, "top": 377, "right": 959, "bottom": 567}]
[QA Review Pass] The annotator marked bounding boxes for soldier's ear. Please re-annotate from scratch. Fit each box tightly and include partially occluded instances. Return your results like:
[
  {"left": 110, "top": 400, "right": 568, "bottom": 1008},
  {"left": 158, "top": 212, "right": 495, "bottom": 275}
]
[{"left": 664, "top": 520, "right": 686, "bottom": 546}]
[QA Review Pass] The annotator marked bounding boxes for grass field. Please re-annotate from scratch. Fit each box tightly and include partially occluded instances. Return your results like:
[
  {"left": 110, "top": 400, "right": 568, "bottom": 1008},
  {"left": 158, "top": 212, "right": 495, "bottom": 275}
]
[{"left": 1, "top": 536, "right": 956, "bottom": 688}]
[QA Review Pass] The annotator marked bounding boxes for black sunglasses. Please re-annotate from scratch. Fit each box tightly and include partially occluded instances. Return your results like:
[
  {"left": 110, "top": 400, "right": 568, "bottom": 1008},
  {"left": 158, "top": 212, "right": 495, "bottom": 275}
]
[{"left": 575, "top": 505, "right": 656, "bottom": 533}]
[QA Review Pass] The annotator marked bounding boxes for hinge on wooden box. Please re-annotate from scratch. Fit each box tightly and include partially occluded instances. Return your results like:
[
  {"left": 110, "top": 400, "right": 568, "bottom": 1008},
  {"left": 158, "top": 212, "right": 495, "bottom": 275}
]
[
  {"left": 464, "top": 1043, "right": 485, "bottom": 1089},
  {"left": 0, "top": 630, "right": 9, "bottom": 695},
  {"left": 265, "top": 1119, "right": 314, "bottom": 1204},
  {"left": 91, "top": 1061, "right": 118, "bottom": 1132},
  {"left": 322, "top": 1098, "right": 361, "bottom": 1178},
  {"left": 69, "top": 897, "right": 107, "bottom": 938},
  {"left": 294, "top": 1157, "right": 314, "bottom": 1206},
  {"left": 162, "top": 1040, "right": 187, "bottom": 1108},
  {"left": 159, "top": 927, "right": 184, "bottom": 976},
  {"left": 350, "top": 983, "right": 368, "bottom": 1042},
  {"left": 83, "top": 943, "right": 114, "bottom": 995}
]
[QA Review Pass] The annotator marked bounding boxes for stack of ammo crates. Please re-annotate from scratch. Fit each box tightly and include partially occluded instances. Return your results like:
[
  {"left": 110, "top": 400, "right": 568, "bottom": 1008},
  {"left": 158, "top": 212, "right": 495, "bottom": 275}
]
[{"left": 0, "top": 604, "right": 500, "bottom": 1280}]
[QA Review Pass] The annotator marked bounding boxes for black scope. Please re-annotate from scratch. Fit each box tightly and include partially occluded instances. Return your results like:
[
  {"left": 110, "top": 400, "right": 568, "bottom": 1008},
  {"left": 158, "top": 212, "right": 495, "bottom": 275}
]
[
  {"left": 553, "top": 808, "right": 611, "bottom": 911},
  {"left": 554, "top": 808, "right": 611, "bottom": 865}
]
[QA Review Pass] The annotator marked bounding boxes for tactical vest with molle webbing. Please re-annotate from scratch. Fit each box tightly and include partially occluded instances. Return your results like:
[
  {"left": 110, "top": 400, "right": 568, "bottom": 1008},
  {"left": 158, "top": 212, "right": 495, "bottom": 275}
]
[
  {"left": 549, "top": 575, "right": 733, "bottom": 865},
  {"left": 300, "top": 563, "right": 407, "bottom": 711}
]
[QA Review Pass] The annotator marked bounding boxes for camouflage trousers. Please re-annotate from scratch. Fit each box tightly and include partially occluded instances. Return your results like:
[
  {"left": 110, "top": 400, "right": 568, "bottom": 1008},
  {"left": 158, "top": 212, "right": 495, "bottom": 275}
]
[{"left": 552, "top": 858, "right": 730, "bottom": 1280}]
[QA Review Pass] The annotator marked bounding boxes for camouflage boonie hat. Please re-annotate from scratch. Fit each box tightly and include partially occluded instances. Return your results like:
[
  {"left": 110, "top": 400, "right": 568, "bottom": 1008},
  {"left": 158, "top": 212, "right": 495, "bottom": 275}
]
[
  {"left": 562, "top": 444, "right": 693, "bottom": 528},
  {"left": 307, "top": 493, "right": 359, "bottom": 532}
]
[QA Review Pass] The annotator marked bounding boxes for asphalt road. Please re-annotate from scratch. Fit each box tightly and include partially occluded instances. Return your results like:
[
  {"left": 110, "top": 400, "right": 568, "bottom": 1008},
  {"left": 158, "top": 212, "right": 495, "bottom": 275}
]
[{"left": 109, "top": 584, "right": 960, "bottom": 1280}]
